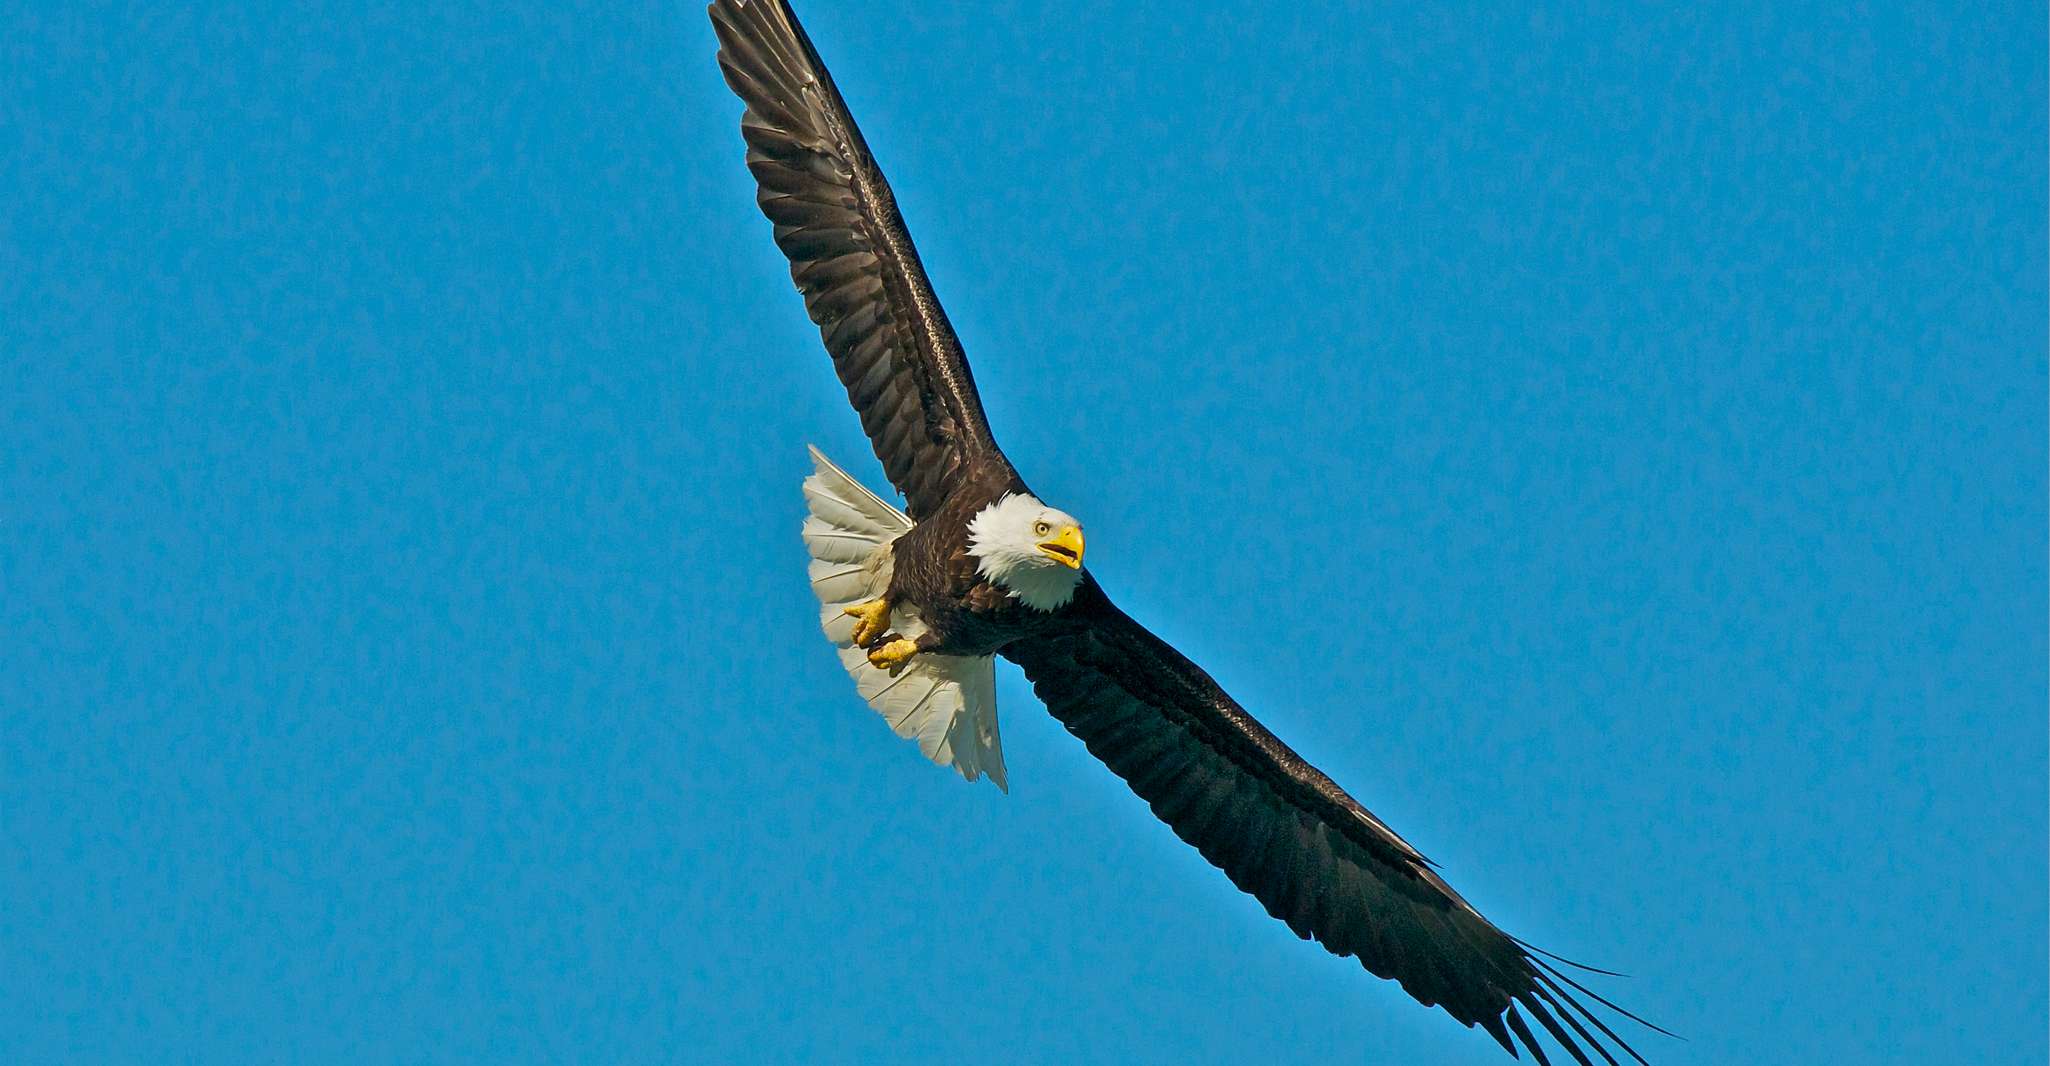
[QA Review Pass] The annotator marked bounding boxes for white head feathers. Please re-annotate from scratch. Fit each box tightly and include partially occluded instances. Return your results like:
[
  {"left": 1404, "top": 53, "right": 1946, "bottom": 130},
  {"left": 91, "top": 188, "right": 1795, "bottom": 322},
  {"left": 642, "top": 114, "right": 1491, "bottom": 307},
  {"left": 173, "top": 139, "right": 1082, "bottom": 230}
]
[{"left": 965, "top": 493, "right": 1085, "bottom": 611}]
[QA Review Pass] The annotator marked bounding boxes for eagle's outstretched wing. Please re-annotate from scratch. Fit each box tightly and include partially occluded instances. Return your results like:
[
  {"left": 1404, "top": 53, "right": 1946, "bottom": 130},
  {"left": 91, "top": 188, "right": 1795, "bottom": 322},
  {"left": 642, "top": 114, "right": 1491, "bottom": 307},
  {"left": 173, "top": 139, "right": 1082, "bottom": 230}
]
[
  {"left": 1003, "top": 580, "right": 1660, "bottom": 1066},
  {"left": 711, "top": 0, "right": 1016, "bottom": 520}
]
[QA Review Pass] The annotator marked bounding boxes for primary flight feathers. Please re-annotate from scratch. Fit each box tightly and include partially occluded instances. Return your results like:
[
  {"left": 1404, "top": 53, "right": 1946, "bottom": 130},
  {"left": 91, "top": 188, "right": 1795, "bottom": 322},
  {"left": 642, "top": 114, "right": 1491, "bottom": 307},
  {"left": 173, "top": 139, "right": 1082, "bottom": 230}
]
[{"left": 711, "top": 2, "right": 1661, "bottom": 1062}]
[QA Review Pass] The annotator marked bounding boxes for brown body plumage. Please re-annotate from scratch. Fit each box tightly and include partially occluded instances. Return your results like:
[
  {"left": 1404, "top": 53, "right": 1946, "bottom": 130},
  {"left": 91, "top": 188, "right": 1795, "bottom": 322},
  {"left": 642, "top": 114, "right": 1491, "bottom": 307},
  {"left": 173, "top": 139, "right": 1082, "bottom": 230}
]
[{"left": 883, "top": 495, "right": 1084, "bottom": 658}]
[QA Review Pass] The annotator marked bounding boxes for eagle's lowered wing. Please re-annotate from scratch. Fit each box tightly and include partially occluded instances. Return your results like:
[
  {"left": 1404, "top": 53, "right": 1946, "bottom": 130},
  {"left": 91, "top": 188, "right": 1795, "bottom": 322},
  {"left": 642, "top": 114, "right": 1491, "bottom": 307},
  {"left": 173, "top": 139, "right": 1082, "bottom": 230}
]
[
  {"left": 1002, "top": 582, "right": 1657, "bottom": 1066},
  {"left": 711, "top": 0, "right": 1016, "bottom": 520}
]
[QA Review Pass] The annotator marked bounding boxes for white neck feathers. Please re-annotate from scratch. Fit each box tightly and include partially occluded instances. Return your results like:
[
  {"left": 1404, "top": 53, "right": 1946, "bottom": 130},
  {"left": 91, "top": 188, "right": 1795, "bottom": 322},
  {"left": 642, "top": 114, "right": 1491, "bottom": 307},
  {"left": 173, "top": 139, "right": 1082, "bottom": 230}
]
[{"left": 965, "top": 494, "right": 1083, "bottom": 612}]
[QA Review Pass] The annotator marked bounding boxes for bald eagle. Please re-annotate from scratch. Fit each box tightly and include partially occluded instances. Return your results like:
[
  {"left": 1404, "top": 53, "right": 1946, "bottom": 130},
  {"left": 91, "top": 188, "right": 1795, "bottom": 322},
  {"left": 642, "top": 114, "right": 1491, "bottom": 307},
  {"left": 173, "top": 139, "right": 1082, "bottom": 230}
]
[{"left": 710, "top": 3, "right": 1663, "bottom": 1062}]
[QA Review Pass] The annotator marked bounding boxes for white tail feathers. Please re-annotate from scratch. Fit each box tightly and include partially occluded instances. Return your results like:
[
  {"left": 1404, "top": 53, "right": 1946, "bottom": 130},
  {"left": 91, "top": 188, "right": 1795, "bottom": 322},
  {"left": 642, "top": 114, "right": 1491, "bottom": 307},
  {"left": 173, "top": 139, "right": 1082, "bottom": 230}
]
[{"left": 802, "top": 446, "right": 1007, "bottom": 791}]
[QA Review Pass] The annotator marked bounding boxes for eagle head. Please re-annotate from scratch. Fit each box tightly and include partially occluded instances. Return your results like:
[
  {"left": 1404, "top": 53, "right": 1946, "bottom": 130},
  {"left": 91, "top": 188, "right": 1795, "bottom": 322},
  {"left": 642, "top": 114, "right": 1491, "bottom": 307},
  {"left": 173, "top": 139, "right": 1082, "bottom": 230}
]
[{"left": 966, "top": 493, "right": 1086, "bottom": 611}]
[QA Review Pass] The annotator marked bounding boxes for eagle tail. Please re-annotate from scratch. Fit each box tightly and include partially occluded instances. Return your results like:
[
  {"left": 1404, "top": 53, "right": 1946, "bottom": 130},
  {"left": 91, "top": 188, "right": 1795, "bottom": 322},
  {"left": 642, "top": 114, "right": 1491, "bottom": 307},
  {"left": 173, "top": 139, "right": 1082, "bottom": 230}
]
[{"left": 802, "top": 446, "right": 1008, "bottom": 791}]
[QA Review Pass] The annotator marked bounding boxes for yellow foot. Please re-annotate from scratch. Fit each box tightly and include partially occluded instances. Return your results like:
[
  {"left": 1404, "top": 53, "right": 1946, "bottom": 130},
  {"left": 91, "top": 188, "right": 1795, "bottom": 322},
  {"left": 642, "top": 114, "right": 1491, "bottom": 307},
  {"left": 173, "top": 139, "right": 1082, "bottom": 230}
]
[
  {"left": 866, "top": 637, "right": 921, "bottom": 673},
  {"left": 843, "top": 598, "right": 892, "bottom": 647}
]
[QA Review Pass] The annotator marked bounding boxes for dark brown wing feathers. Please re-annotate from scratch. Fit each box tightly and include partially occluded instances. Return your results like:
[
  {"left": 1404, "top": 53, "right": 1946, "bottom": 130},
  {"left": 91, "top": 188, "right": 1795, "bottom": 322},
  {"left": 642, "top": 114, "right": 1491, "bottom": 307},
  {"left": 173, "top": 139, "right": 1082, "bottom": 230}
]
[
  {"left": 710, "top": 0, "right": 1014, "bottom": 519},
  {"left": 1002, "top": 582, "right": 1651, "bottom": 1066}
]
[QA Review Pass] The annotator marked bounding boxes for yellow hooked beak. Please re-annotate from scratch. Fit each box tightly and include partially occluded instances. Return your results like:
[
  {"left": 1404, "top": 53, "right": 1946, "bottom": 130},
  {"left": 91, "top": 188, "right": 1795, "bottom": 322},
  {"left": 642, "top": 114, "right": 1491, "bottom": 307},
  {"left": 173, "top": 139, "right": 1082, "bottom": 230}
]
[{"left": 1037, "top": 524, "right": 1085, "bottom": 569}]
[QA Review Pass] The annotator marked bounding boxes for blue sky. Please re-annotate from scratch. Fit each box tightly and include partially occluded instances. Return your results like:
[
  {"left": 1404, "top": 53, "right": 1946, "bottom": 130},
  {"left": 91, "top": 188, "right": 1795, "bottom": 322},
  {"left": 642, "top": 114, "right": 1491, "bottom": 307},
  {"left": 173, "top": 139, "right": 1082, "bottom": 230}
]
[{"left": 4, "top": 2, "right": 2044, "bottom": 1063}]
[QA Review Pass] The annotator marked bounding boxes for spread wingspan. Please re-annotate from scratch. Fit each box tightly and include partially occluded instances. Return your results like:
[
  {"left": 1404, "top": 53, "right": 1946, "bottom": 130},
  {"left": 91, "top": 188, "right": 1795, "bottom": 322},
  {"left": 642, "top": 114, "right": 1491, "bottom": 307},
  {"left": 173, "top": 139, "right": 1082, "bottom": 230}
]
[
  {"left": 715, "top": 4, "right": 1661, "bottom": 1061},
  {"left": 711, "top": 0, "right": 1016, "bottom": 519}
]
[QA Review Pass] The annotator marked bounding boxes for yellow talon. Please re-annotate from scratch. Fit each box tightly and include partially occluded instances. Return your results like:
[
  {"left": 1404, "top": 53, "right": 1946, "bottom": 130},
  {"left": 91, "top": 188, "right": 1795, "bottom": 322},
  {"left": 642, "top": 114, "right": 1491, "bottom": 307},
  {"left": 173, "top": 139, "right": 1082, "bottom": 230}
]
[
  {"left": 843, "top": 598, "right": 892, "bottom": 647},
  {"left": 866, "top": 637, "right": 920, "bottom": 671}
]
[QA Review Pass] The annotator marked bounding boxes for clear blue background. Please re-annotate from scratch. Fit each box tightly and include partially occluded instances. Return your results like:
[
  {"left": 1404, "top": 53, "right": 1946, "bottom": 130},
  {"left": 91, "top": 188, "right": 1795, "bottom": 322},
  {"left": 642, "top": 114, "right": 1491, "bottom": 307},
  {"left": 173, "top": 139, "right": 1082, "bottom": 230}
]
[{"left": 4, "top": 2, "right": 2044, "bottom": 1063}]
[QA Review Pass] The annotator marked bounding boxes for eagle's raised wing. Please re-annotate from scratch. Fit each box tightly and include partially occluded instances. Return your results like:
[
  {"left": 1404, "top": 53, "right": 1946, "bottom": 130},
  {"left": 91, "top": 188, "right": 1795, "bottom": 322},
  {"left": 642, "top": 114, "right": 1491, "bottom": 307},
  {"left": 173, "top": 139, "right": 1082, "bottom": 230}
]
[
  {"left": 1002, "top": 581, "right": 1660, "bottom": 1066},
  {"left": 711, "top": 0, "right": 1016, "bottom": 520}
]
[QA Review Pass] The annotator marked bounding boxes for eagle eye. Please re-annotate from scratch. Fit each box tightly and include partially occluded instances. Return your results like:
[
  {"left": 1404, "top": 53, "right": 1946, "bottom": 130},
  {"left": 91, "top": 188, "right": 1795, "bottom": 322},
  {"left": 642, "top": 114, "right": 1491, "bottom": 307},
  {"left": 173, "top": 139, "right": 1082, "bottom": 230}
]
[{"left": 1033, "top": 520, "right": 1051, "bottom": 536}]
